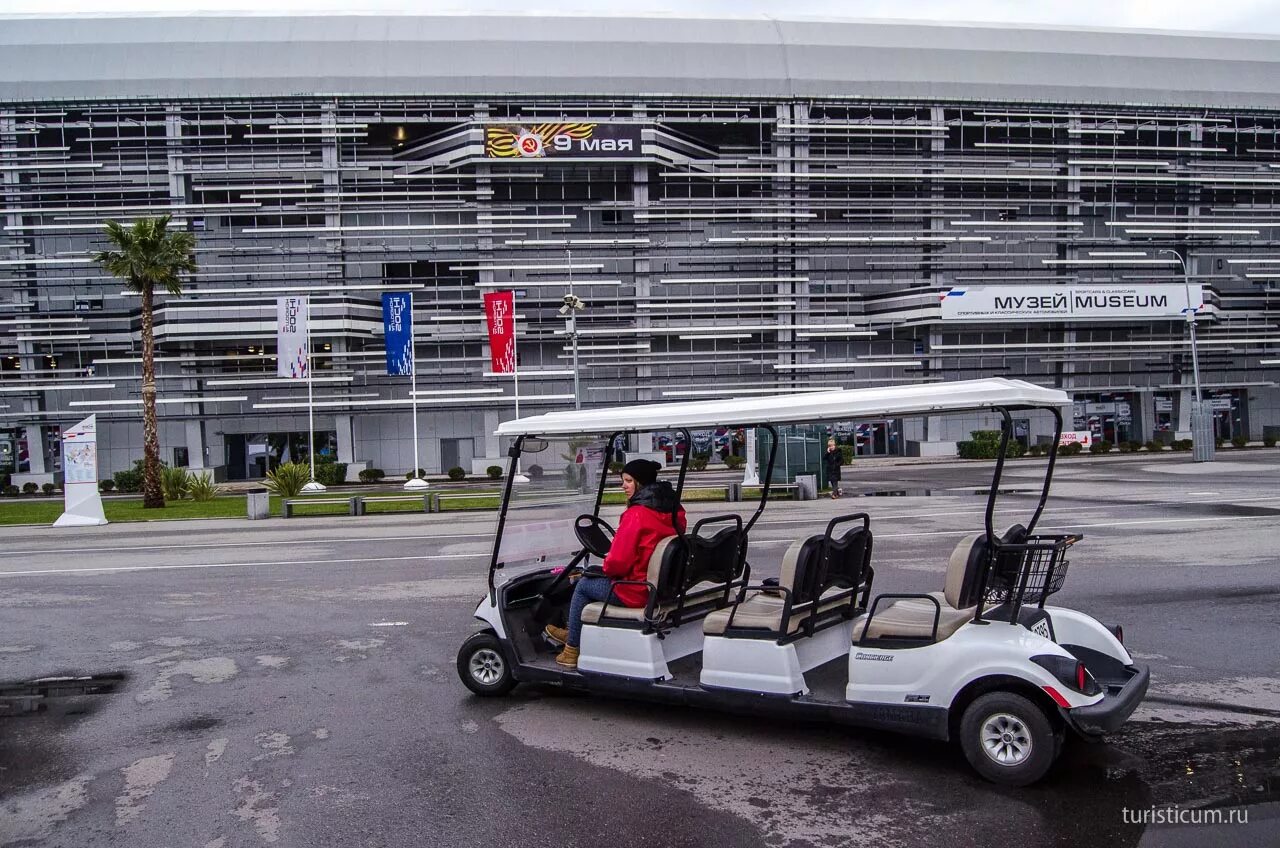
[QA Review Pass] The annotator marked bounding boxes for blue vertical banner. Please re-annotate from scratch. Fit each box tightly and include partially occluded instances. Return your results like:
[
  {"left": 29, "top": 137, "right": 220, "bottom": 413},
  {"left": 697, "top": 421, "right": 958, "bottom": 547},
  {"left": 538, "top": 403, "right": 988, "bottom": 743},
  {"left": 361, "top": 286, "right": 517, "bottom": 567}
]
[{"left": 382, "top": 291, "right": 414, "bottom": 376}]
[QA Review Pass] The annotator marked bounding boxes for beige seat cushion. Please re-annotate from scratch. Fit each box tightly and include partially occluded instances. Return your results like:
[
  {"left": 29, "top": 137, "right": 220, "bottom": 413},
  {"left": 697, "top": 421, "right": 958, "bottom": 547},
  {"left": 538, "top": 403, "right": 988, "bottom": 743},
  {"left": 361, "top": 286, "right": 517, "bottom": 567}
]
[
  {"left": 582, "top": 580, "right": 724, "bottom": 626},
  {"left": 852, "top": 596, "right": 975, "bottom": 642},
  {"left": 703, "top": 592, "right": 790, "bottom": 635}
]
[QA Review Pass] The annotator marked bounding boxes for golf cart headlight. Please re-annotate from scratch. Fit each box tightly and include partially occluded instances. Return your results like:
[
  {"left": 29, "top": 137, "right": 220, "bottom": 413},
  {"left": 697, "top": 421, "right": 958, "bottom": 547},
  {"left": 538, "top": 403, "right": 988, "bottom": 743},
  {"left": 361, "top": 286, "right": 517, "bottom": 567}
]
[{"left": 1032, "top": 655, "right": 1101, "bottom": 697}]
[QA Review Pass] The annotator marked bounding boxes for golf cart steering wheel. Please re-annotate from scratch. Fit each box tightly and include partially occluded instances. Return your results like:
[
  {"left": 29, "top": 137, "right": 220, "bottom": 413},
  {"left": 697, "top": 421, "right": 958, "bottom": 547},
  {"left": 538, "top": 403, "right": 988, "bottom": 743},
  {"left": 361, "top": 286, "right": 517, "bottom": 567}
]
[{"left": 575, "top": 514, "right": 616, "bottom": 558}]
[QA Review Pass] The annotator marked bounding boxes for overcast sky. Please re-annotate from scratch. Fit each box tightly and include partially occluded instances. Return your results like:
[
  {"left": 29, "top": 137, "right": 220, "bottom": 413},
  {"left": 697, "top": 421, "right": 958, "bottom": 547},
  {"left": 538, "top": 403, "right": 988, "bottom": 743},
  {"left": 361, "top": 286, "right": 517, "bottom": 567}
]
[{"left": 0, "top": 0, "right": 1278, "bottom": 35}]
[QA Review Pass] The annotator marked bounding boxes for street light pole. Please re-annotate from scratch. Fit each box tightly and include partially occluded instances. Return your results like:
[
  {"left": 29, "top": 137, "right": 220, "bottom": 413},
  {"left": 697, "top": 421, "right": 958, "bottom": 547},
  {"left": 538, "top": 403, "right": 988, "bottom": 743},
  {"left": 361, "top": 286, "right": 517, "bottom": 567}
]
[
  {"left": 1158, "top": 248, "right": 1212, "bottom": 461},
  {"left": 563, "top": 248, "right": 583, "bottom": 410}
]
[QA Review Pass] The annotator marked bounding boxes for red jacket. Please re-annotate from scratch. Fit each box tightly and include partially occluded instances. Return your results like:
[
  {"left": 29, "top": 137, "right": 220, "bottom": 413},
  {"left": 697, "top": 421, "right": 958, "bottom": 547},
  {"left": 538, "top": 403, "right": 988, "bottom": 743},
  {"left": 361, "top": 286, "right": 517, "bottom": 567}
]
[{"left": 602, "top": 503, "right": 687, "bottom": 608}]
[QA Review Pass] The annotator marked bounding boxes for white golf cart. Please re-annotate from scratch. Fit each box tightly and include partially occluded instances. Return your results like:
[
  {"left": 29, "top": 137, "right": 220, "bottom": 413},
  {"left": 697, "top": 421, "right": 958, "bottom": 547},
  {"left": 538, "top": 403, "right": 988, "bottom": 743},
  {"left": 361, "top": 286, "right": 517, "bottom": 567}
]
[{"left": 456, "top": 379, "right": 1149, "bottom": 786}]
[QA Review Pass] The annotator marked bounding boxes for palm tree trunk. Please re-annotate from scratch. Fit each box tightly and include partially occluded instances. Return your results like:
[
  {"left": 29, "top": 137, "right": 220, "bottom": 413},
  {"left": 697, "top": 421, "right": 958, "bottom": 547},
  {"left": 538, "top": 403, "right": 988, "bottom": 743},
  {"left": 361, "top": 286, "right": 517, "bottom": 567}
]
[{"left": 140, "top": 281, "right": 164, "bottom": 508}]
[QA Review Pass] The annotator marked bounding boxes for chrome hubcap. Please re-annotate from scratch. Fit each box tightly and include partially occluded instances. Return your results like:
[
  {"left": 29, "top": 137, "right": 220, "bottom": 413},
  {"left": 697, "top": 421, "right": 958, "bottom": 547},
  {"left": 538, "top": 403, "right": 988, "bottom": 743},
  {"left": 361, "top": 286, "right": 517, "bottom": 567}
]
[
  {"left": 469, "top": 648, "right": 504, "bottom": 685},
  {"left": 980, "top": 712, "right": 1033, "bottom": 766}
]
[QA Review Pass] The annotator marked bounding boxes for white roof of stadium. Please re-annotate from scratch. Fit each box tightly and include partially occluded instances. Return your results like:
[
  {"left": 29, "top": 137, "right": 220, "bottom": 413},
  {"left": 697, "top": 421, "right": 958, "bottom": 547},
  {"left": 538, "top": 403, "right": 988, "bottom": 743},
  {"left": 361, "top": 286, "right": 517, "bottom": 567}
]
[
  {"left": 1, "top": 13, "right": 1279, "bottom": 108},
  {"left": 495, "top": 378, "right": 1070, "bottom": 436}
]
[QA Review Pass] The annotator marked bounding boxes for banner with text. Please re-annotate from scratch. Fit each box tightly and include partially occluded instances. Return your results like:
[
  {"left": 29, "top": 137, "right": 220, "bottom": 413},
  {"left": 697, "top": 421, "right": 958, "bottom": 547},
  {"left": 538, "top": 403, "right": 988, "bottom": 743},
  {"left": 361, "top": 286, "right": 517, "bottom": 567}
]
[
  {"left": 941, "top": 285, "right": 1202, "bottom": 322},
  {"left": 483, "top": 291, "right": 516, "bottom": 374},
  {"left": 484, "top": 123, "right": 642, "bottom": 159},
  {"left": 277, "top": 295, "right": 309, "bottom": 378},
  {"left": 382, "top": 291, "right": 414, "bottom": 376}
]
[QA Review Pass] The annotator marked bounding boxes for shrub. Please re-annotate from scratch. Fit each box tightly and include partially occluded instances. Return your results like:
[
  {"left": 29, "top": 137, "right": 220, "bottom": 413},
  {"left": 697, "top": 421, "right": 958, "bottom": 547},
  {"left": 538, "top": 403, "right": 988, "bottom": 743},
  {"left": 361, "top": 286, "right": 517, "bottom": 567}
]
[
  {"left": 22, "top": 482, "right": 38, "bottom": 495},
  {"left": 187, "top": 472, "right": 220, "bottom": 502},
  {"left": 447, "top": 466, "right": 466, "bottom": 481},
  {"left": 0, "top": 472, "right": 8, "bottom": 490},
  {"left": 958, "top": 430, "right": 1025, "bottom": 459},
  {"left": 1265, "top": 436, "right": 1277, "bottom": 448},
  {"left": 1027, "top": 444, "right": 1044, "bottom": 457},
  {"left": 42, "top": 482, "right": 56, "bottom": 495},
  {"left": 113, "top": 461, "right": 145, "bottom": 493},
  {"left": 404, "top": 468, "right": 426, "bottom": 480},
  {"left": 690, "top": 456, "right": 708, "bottom": 472},
  {"left": 161, "top": 466, "right": 190, "bottom": 501},
  {"left": 486, "top": 465, "right": 503, "bottom": 480},
  {"left": 1231, "top": 436, "right": 1247, "bottom": 449},
  {"left": 99, "top": 479, "right": 116, "bottom": 493},
  {"left": 1089, "top": 440, "right": 1112, "bottom": 454},
  {"left": 314, "top": 461, "right": 348, "bottom": 487},
  {"left": 607, "top": 460, "right": 624, "bottom": 474},
  {"left": 359, "top": 468, "right": 385, "bottom": 483},
  {"left": 1059, "top": 442, "right": 1083, "bottom": 456},
  {"left": 1214, "top": 437, "right": 1225, "bottom": 449},
  {"left": 264, "top": 461, "right": 311, "bottom": 498},
  {"left": 723, "top": 455, "right": 745, "bottom": 470},
  {"left": 1170, "top": 439, "right": 1193, "bottom": 452},
  {"left": 839, "top": 445, "right": 854, "bottom": 465},
  {"left": 1145, "top": 440, "right": 1165, "bottom": 452},
  {"left": 528, "top": 464, "right": 544, "bottom": 478},
  {"left": 4, "top": 484, "right": 18, "bottom": 497}
]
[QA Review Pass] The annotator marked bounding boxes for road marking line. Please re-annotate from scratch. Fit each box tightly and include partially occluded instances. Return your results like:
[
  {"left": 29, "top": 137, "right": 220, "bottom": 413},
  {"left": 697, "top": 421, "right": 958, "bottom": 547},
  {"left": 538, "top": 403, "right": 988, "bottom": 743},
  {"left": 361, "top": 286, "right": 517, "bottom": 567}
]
[{"left": 0, "top": 553, "right": 481, "bottom": 577}]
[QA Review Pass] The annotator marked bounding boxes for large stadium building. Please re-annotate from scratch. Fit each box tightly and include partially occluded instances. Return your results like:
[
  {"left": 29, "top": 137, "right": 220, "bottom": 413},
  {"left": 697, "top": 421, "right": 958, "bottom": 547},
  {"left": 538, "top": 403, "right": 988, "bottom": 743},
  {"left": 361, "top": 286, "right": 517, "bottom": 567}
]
[{"left": 2, "top": 12, "right": 1279, "bottom": 482}]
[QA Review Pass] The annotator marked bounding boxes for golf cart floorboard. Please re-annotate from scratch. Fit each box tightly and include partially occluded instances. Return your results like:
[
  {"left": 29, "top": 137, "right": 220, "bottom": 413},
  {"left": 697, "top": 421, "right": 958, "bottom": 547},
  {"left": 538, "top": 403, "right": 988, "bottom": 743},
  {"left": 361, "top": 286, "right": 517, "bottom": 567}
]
[{"left": 802, "top": 656, "right": 849, "bottom": 702}]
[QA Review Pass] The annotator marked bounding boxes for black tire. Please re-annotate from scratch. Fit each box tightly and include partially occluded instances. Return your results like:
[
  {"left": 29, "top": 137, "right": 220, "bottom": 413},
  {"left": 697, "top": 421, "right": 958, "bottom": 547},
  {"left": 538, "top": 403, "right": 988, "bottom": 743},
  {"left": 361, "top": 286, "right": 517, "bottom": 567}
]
[
  {"left": 959, "top": 691, "right": 1059, "bottom": 787},
  {"left": 457, "top": 631, "right": 517, "bottom": 697}
]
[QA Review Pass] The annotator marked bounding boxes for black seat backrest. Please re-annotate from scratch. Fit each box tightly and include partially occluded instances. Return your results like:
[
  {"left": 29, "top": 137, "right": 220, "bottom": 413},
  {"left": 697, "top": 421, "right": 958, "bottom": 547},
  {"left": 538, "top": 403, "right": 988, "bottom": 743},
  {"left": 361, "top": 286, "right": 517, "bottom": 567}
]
[
  {"left": 990, "top": 523, "right": 1028, "bottom": 588},
  {"left": 683, "top": 515, "right": 746, "bottom": 589},
  {"left": 816, "top": 514, "right": 873, "bottom": 594}
]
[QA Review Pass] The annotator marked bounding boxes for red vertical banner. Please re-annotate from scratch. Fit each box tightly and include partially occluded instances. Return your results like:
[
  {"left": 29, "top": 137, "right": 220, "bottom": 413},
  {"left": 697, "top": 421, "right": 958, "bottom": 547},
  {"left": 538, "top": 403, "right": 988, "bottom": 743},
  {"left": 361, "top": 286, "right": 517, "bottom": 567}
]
[{"left": 483, "top": 291, "right": 516, "bottom": 373}]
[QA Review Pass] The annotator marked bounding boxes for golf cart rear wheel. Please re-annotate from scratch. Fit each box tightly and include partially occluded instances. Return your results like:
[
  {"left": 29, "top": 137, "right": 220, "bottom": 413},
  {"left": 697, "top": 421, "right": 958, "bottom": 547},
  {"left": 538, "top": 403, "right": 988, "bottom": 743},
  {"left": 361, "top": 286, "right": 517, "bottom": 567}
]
[
  {"left": 959, "top": 691, "right": 1058, "bottom": 787},
  {"left": 457, "top": 631, "right": 516, "bottom": 697}
]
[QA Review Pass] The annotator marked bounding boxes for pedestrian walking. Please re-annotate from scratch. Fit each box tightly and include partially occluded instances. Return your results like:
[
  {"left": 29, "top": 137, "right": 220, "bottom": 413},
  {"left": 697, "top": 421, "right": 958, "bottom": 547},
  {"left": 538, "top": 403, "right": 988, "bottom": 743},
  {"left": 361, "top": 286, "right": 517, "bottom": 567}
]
[{"left": 824, "top": 437, "right": 844, "bottom": 499}]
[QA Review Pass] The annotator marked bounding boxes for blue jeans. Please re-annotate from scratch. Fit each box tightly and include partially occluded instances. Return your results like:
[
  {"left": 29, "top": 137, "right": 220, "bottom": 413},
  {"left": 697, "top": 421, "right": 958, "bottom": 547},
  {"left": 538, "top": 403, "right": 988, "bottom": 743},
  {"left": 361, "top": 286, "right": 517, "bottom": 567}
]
[{"left": 567, "top": 575, "right": 616, "bottom": 648}]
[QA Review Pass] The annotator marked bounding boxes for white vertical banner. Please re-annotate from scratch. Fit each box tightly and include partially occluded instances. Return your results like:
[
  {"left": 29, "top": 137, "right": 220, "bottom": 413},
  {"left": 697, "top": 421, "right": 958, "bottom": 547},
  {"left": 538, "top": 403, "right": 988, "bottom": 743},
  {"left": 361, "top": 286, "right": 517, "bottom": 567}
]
[
  {"left": 53, "top": 414, "right": 108, "bottom": 527},
  {"left": 277, "top": 295, "right": 309, "bottom": 378}
]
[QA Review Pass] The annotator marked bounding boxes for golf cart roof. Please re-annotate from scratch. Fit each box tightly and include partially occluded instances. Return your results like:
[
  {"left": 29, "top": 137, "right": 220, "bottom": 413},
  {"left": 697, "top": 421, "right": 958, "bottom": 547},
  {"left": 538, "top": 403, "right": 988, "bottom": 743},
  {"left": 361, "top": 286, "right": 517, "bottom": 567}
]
[{"left": 496, "top": 378, "right": 1068, "bottom": 437}]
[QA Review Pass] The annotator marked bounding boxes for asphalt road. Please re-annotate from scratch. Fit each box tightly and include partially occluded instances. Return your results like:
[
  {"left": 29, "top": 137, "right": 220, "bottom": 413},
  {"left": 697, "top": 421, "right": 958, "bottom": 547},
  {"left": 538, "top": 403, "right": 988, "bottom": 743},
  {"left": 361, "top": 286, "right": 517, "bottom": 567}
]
[{"left": 2, "top": 451, "right": 1278, "bottom": 848}]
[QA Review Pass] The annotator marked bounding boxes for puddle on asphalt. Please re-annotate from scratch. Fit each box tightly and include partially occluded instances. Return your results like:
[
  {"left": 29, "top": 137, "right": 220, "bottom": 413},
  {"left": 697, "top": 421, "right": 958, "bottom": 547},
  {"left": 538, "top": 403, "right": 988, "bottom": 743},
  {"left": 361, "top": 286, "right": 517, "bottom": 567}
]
[{"left": 1038, "top": 720, "right": 1280, "bottom": 846}]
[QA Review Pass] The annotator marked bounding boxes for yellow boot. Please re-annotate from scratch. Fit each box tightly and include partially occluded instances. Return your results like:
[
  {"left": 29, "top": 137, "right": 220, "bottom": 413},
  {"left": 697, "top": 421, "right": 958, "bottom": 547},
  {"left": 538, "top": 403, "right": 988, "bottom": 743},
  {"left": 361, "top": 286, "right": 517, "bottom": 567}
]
[
  {"left": 544, "top": 624, "right": 568, "bottom": 646},
  {"left": 555, "top": 645, "right": 580, "bottom": 669}
]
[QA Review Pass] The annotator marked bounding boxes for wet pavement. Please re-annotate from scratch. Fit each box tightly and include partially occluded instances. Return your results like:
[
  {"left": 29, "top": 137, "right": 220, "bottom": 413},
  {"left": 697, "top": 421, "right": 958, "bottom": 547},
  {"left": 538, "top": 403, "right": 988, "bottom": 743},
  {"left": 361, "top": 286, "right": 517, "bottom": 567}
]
[{"left": 2, "top": 451, "right": 1279, "bottom": 847}]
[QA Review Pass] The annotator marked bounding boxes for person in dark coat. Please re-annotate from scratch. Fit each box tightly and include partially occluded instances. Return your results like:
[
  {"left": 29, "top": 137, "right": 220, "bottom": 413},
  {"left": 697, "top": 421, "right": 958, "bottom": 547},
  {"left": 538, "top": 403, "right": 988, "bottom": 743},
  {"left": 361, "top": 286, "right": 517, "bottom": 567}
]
[
  {"left": 824, "top": 437, "right": 844, "bottom": 499},
  {"left": 544, "top": 458, "right": 686, "bottom": 669}
]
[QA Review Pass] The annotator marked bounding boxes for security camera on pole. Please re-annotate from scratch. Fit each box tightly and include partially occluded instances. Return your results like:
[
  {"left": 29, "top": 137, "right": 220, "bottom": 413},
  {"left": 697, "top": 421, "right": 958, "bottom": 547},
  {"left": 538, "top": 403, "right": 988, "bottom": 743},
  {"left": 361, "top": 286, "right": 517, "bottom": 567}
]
[
  {"left": 1157, "top": 249, "right": 1214, "bottom": 463},
  {"left": 560, "top": 249, "right": 586, "bottom": 410}
]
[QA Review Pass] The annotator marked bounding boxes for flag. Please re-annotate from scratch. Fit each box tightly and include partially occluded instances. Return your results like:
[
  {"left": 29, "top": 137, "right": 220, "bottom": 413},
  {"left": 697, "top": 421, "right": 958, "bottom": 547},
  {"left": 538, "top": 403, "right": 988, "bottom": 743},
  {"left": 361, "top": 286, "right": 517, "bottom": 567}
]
[
  {"left": 483, "top": 291, "right": 516, "bottom": 374},
  {"left": 277, "top": 295, "right": 308, "bottom": 378},
  {"left": 382, "top": 292, "right": 414, "bottom": 376}
]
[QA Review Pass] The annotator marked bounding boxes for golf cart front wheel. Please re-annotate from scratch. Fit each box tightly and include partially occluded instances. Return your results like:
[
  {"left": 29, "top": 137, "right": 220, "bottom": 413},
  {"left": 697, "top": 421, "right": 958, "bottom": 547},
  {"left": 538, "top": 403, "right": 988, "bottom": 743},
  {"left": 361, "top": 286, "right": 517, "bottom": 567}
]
[
  {"left": 959, "top": 691, "right": 1059, "bottom": 787},
  {"left": 457, "top": 631, "right": 516, "bottom": 697}
]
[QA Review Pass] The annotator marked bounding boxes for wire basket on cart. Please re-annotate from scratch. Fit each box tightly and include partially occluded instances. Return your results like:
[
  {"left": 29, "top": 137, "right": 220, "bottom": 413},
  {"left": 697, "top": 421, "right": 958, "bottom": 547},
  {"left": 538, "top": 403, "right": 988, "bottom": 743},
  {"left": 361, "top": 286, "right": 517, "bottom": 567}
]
[{"left": 983, "top": 534, "right": 1081, "bottom": 608}]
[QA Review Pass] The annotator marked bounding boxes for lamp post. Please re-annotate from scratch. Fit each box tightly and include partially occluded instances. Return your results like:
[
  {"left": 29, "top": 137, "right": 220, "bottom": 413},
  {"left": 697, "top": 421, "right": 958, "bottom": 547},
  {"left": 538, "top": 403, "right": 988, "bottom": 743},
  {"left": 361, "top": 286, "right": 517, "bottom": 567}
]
[
  {"left": 1157, "top": 248, "right": 1213, "bottom": 462},
  {"left": 560, "top": 249, "right": 585, "bottom": 410}
]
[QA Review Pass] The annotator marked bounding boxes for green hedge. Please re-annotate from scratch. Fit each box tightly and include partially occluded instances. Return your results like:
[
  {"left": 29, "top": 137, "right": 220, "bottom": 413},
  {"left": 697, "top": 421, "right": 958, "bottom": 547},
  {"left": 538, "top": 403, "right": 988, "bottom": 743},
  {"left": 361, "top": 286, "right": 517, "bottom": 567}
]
[{"left": 957, "top": 430, "right": 1025, "bottom": 459}]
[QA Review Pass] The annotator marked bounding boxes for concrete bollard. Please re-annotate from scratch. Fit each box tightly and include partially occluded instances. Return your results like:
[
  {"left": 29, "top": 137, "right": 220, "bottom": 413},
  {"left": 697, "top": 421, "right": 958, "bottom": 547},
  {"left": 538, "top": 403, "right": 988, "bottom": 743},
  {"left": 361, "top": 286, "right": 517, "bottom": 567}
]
[{"left": 246, "top": 490, "right": 271, "bottom": 520}]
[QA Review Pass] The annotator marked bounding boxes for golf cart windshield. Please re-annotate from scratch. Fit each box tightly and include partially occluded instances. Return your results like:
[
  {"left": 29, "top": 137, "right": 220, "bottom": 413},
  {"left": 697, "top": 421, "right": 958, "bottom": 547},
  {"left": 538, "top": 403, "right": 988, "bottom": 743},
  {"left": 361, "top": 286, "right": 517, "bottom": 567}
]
[{"left": 490, "top": 434, "right": 608, "bottom": 585}]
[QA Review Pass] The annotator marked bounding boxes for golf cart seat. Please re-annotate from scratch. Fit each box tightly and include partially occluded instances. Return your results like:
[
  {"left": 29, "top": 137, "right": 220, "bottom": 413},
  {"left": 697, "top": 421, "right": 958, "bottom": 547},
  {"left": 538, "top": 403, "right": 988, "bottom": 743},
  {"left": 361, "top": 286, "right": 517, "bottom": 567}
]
[
  {"left": 703, "top": 514, "right": 873, "bottom": 638},
  {"left": 852, "top": 522, "right": 1033, "bottom": 643},
  {"left": 853, "top": 533, "right": 988, "bottom": 643},
  {"left": 582, "top": 513, "right": 751, "bottom": 630}
]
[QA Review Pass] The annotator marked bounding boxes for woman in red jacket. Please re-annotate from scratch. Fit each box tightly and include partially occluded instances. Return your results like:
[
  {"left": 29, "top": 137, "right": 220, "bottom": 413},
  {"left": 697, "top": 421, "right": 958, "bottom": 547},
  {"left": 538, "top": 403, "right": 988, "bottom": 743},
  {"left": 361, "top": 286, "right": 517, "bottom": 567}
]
[{"left": 545, "top": 458, "right": 686, "bottom": 669}]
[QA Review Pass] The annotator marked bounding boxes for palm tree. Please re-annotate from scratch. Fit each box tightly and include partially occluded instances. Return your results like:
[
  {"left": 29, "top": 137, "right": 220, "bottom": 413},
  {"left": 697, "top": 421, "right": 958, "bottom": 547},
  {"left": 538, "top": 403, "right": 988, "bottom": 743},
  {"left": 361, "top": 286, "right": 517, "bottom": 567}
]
[{"left": 95, "top": 215, "right": 198, "bottom": 508}]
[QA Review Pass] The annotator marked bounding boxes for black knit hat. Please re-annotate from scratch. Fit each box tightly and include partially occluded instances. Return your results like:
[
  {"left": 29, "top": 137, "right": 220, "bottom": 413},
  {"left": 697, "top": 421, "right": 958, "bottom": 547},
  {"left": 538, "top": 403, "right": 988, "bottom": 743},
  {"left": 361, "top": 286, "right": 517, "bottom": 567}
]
[{"left": 621, "top": 458, "right": 661, "bottom": 486}]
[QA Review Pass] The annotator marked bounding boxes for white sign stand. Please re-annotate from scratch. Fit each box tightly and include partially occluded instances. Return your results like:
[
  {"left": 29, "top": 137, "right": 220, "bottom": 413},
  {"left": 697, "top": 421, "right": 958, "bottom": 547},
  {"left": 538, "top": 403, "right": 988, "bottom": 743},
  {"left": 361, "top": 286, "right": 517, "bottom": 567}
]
[
  {"left": 742, "top": 427, "right": 761, "bottom": 487},
  {"left": 54, "top": 414, "right": 108, "bottom": 527}
]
